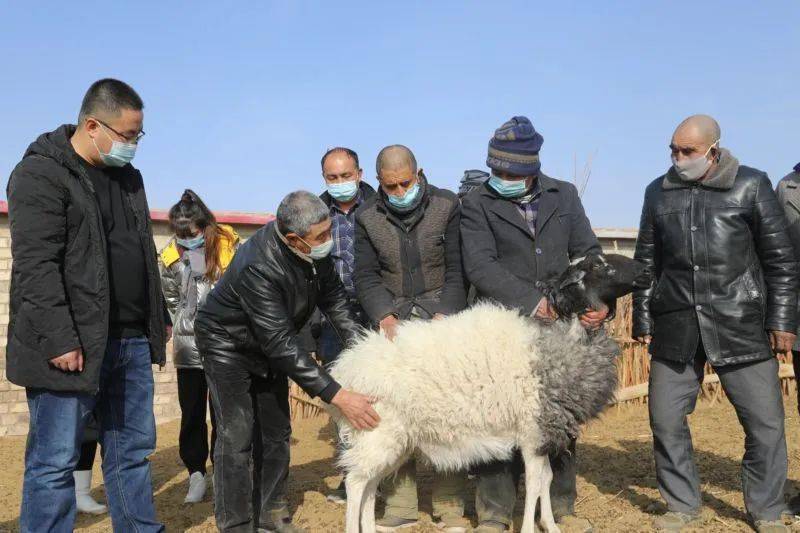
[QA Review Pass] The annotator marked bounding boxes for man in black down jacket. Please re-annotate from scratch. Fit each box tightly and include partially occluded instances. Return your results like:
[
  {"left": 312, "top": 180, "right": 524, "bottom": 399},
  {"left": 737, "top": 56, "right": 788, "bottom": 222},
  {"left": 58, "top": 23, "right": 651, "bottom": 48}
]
[
  {"left": 633, "top": 115, "right": 798, "bottom": 532},
  {"left": 460, "top": 116, "right": 604, "bottom": 533},
  {"left": 195, "top": 191, "right": 378, "bottom": 533},
  {"left": 354, "top": 145, "right": 467, "bottom": 531},
  {"left": 6, "top": 79, "right": 169, "bottom": 532}
]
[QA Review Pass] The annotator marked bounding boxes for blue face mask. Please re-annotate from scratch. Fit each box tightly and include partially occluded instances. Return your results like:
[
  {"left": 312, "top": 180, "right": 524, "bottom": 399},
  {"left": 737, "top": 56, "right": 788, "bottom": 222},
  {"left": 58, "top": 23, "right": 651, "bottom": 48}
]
[
  {"left": 387, "top": 182, "right": 421, "bottom": 209},
  {"left": 177, "top": 235, "right": 205, "bottom": 250},
  {"left": 93, "top": 124, "right": 138, "bottom": 167},
  {"left": 489, "top": 175, "right": 529, "bottom": 198},
  {"left": 299, "top": 237, "right": 334, "bottom": 260},
  {"left": 327, "top": 180, "right": 359, "bottom": 202}
]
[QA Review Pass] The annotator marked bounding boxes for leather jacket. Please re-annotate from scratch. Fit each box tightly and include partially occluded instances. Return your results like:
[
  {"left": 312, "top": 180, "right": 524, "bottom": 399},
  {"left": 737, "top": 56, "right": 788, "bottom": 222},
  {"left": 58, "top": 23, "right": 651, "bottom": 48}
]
[
  {"left": 195, "top": 222, "right": 358, "bottom": 402},
  {"left": 633, "top": 149, "right": 798, "bottom": 366}
]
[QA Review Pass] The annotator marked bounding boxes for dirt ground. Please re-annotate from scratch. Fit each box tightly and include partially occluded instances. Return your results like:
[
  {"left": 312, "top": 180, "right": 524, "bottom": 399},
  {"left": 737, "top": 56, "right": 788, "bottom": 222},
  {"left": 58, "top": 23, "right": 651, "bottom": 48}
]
[{"left": 3, "top": 395, "right": 800, "bottom": 532}]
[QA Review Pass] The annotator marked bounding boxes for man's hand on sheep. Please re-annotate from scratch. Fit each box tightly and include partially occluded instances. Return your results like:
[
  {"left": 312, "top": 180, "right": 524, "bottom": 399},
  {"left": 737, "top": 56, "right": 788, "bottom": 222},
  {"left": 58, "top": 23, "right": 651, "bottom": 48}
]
[
  {"left": 579, "top": 305, "right": 609, "bottom": 331},
  {"left": 331, "top": 389, "right": 381, "bottom": 430},
  {"left": 769, "top": 330, "right": 797, "bottom": 357},
  {"left": 635, "top": 335, "right": 652, "bottom": 345},
  {"left": 533, "top": 297, "right": 558, "bottom": 321},
  {"left": 379, "top": 314, "right": 400, "bottom": 341}
]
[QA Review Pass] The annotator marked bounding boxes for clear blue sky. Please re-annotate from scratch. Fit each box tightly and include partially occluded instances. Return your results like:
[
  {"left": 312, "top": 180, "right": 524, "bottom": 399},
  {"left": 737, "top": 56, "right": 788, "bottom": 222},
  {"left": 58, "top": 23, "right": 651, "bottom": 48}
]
[{"left": 1, "top": 1, "right": 798, "bottom": 228}]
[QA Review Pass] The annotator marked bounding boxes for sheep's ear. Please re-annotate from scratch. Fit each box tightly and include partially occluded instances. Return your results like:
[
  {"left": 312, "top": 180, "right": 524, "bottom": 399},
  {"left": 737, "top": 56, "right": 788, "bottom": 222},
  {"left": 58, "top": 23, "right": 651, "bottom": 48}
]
[{"left": 559, "top": 269, "right": 586, "bottom": 289}]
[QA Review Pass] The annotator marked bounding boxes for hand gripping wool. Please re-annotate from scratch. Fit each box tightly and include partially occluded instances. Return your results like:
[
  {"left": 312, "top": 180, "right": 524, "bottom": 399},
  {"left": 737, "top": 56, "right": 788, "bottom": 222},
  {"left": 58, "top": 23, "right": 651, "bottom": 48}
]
[{"left": 326, "top": 254, "right": 651, "bottom": 533}]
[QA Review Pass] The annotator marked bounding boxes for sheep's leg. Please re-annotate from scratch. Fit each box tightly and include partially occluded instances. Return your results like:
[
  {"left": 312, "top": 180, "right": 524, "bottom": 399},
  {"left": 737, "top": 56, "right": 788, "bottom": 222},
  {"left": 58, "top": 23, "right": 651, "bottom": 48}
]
[
  {"left": 538, "top": 458, "right": 558, "bottom": 533},
  {"left": 520, "top": 448, "right": 556, "bottom": 533},
  {"left": 359, "top": 476, "right": 380, "bottom": 533},
  {"left": 345, "top": 472, "right": 367, "bottom": 533}
]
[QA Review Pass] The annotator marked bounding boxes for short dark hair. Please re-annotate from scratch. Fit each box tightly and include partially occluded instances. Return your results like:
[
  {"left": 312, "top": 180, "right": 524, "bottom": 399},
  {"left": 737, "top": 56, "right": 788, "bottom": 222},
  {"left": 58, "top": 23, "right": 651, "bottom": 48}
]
[
  {"left": 321, "top": 147, "right": 360, "bottom": 170},
  {"left": 78, "top": 78, "right": 144, "bottom": 124}
]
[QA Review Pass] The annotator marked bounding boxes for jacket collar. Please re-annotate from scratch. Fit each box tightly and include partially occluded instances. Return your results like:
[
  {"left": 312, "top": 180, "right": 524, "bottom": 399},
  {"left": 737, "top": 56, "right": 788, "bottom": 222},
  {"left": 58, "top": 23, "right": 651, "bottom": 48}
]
[
  {"left": 662, "top": 148, "right": 740, "bottom": 191},
  {"left": 480, "top": 173, "right": 560, "bottom": 240}
]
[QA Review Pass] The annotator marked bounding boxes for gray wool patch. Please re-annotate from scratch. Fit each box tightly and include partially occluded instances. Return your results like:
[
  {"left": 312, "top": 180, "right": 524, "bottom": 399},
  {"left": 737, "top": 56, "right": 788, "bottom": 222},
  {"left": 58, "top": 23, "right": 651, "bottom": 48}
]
[{"left": 533, "top": 320, "right": 620, "bottom": 456}]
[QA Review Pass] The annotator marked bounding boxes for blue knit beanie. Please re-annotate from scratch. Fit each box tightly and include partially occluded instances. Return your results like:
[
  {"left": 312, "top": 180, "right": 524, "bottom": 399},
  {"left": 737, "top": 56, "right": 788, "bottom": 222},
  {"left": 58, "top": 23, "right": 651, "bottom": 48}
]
[{"left": 487, "top": 116, "right": 544, "bottom": 176}]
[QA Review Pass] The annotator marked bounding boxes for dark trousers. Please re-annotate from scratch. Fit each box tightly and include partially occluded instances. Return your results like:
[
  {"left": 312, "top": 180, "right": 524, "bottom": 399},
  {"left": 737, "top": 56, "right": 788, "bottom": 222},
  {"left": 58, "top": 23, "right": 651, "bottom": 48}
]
[
  {"left": 204, "top": 358, "right": 291, "bottom": 533},
  {"left": 474, "top": 440, "right": 577, "bottom": 526},
  {"left": 77, "top": 440, "right": 98, "bottom": 471},
  {"left": 178, "top": 368, "right": 217, "bottom": 475},
  {"left": 649, "top": 344, "right": 787, "bottom": 521}
]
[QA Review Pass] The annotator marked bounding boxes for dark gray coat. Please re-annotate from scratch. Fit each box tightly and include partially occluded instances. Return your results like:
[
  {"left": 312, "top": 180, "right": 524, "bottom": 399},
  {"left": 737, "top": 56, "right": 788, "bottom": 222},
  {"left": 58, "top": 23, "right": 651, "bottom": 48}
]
[
  {"left": 460, "top": 174, "right": 601, "bottom": 315},
  {"left": 775, "top": 163, "right": 800, "bottom": 350},
  {"left": 633, "top": 150, "right": 798, "bottom": 366}
]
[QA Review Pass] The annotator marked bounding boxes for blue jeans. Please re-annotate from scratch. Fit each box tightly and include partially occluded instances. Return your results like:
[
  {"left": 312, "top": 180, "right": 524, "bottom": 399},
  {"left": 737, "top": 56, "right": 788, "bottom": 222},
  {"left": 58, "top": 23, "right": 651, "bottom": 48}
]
[
  {"left": 20, "top": 337, "right": 163, "bottom": 533},
  {"left": 317, "top": 320, "right": 344, "bottom": 367}
]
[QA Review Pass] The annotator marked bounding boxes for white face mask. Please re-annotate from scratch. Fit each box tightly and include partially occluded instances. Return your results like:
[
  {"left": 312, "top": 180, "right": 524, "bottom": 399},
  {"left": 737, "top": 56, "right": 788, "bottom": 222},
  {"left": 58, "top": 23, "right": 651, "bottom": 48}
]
[{"left": 671, "top": 140, "right": 718, "bottom": 182}]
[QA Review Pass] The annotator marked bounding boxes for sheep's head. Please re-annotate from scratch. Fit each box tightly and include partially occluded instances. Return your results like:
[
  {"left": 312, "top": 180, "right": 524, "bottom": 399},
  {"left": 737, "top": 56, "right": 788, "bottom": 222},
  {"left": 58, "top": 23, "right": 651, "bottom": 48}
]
[{"left": 542, "top": 254, "right": 651, "bottom": 319}]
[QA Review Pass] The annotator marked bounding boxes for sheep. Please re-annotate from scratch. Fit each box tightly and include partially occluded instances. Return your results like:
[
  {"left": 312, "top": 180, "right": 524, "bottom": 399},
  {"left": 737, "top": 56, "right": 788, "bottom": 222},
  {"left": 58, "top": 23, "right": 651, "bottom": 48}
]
[{"left": 326, "top": 254, "right": 651, "bottom": 533}]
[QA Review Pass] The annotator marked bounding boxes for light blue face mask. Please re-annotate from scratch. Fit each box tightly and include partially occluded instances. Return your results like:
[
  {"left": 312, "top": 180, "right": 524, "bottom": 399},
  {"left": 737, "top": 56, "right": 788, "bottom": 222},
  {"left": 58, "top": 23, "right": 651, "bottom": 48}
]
[
  {"left": 489, "top": 175, "right": 528, "bottom": 198},
  {"left": 327, "top": 180, "right": 359, "bottom": 202},
  {"left": 177, "top": 235, "right": 205, "bottom": 250},
  {"left": 93, "top": 125, "right": 138, "bottom": 167},
  {"left": 387, "top": 182, "right": 421, "bottom": 209},
  {"left": 299, "top": 237, "right": 334, "bottom": 260}
]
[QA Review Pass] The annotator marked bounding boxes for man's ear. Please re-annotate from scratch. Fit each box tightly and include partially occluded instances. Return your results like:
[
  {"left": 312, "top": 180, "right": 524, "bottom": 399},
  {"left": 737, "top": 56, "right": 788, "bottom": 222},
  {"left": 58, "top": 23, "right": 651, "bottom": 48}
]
[{"left": 559, "top": 269, "right": 586, "bottom": 290}]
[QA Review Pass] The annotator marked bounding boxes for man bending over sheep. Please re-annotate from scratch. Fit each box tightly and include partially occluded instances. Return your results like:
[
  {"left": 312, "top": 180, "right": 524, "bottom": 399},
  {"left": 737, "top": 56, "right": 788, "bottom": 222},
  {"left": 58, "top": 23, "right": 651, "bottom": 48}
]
[
  {"left": 460, "top": 116, "right": 606, "bottom": 533},
  {"left": 354, "top": 145, "right": 468, "bottom": 531},
  {"left": 195, "top": 191, "right": 379, "bottom": 533}
]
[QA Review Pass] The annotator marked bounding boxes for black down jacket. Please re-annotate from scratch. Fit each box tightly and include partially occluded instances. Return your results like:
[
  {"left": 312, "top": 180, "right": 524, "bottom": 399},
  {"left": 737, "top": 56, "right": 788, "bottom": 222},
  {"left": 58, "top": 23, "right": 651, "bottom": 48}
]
[
  {"left": 633, "top": 149, "right": 798, "bottom": 366},
  {"left": 5, "top": 125, "right": 169, "bottom": 393},
  {"left": 195, "top": 222, "right": 357, "bottom": 402}
]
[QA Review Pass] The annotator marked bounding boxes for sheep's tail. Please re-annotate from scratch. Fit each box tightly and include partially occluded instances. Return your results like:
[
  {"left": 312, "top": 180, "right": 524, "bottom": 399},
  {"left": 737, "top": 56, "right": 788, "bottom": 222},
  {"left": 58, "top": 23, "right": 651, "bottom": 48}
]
[{"left": 534, "top": 319, "right": 620, "bottom": 456}]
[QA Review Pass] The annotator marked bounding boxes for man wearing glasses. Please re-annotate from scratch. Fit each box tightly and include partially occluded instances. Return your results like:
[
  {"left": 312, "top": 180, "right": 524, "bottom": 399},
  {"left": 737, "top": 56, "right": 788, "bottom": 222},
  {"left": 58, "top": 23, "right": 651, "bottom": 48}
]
[{"left": 7, "top": 78, "right": 169, "bottom": 532}]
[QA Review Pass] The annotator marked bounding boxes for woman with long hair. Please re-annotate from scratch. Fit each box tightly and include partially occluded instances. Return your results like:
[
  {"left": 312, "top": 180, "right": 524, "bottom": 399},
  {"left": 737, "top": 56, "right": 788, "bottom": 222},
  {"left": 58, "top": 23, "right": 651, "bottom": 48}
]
[{"left": 160, "top": 189, "right": 239, "bottom": 503}]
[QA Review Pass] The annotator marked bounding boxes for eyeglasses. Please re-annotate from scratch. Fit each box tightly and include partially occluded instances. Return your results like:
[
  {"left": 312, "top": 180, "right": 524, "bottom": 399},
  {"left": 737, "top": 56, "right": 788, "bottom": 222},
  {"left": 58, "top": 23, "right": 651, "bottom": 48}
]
[{"left": 94, "top": 117, "right": 145, "bottom": 143}]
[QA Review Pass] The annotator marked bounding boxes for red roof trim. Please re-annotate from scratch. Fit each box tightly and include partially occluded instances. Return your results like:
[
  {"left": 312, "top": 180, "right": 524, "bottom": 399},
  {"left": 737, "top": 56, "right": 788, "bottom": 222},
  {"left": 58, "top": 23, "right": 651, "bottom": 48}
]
[{"left": 0, "top": 200, "right": 273, "bottom": 226}]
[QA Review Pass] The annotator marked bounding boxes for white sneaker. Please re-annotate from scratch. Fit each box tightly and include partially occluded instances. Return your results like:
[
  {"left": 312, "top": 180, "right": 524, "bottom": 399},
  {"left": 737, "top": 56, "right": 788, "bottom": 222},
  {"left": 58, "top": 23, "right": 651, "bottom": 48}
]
[
  {"left": 184, "top": 471, "right": 207, "bottom": 503},
  {"left": 74, "top": 470, "right": 107, "bottom": 515}
]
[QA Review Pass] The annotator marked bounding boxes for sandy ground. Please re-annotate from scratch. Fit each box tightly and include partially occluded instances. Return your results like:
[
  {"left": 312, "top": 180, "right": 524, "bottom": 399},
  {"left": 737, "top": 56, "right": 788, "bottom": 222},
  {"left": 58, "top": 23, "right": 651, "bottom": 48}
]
[{"left": 2, "top": 395, "right": 800, "bottom": 532}]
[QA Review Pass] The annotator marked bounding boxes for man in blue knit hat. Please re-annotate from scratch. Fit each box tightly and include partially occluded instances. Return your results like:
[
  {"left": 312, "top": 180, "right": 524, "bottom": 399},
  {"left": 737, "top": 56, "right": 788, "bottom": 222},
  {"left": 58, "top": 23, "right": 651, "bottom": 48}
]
[{"left": 461, "top": 116, "right": 606, "bottom": 532}]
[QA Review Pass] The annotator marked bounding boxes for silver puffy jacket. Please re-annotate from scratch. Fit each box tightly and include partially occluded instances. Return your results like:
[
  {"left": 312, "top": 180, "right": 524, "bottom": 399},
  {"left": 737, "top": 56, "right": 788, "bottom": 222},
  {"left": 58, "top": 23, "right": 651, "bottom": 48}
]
[{"left": 160, "top": 246, "right": 213, "bottom": 369}]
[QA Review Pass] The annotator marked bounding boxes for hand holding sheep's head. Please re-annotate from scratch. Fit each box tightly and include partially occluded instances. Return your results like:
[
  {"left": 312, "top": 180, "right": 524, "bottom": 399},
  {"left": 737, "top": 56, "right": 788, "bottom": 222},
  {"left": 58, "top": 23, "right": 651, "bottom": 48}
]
[{"left": 541, "top": 254, "right": 652, "bottom": 319}]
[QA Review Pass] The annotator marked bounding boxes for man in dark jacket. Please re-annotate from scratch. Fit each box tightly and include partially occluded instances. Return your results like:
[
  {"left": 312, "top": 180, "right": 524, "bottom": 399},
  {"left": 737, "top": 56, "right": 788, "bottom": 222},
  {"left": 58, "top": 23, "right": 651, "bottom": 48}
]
[
  {"left": 317, "top": 147, "right": 376, "bottom": 505},
  {"left": 633, "top": 115, "right": 797, "bottom": 533},
  {"left": 354, "top": 145, "right": 467, "bottom": 531},
  {"left": 196, "top": 191, "right": 379, "bottom": 533},
  {"left": 6, "top": 79, "right": 169, "bottom": 532},
  {"left": 776, "top": 162, "right": 800, "bottom": 515},
  {"left": 775, "top": 162, "right": 800, "bottom": 383},
  {"left": 460, "top": 116, "right": 605, "bottom": 533},
  {"left": 317, "top": 147, "right": 376, "bottom": 365}
]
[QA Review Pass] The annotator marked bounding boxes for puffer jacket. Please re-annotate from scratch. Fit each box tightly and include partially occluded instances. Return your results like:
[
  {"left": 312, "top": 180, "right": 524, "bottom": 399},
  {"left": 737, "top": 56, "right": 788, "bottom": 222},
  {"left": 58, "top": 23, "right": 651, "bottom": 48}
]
[
  {"left": 160, "top": 225, "right": 240, "bottom": 368},
  {"left": 5, "top": 125, "right": 169, "bottom": 393},
  {"left": 633, "top": 149, "right": 798, "bottom": 366},
  {"left": 775, "top": 162, "right": 800, "bottom": 350},
  {"left": 195, "top": 222, "right": 357, "bottom": 402}
]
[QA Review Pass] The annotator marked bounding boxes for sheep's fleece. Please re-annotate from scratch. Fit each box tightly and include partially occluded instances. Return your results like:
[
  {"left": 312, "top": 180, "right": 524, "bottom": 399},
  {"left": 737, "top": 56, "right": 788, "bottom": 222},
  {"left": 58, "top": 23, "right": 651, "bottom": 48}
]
[{"left": 327, "top": 302, "right": 619, "bottom": 474}]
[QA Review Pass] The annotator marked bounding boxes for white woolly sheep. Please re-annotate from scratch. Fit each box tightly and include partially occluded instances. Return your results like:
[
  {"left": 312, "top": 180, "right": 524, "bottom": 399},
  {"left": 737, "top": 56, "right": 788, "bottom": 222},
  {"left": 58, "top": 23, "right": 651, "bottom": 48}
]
[{"left": 326, "top": 254, "right": 650, "bottom": 533}]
